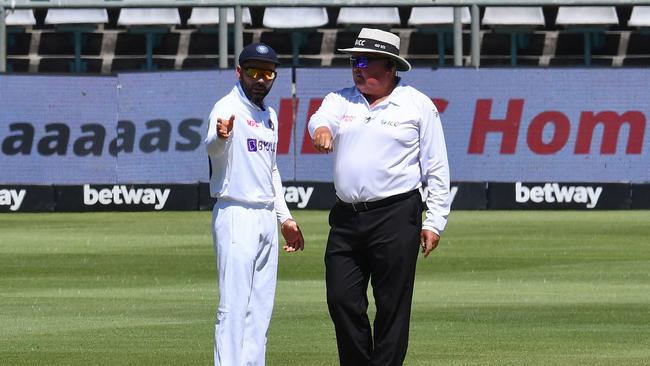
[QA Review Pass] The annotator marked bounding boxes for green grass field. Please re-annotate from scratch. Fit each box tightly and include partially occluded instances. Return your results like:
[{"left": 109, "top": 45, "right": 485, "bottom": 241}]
[{"left": 1, "top": 211, "right": 649, "bottom": 365}]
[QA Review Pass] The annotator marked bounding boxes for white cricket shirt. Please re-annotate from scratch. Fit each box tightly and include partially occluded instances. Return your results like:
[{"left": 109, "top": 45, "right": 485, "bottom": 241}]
[
  {"left": 308, "top": 81, "right": 450, "bottom": 234},
  {"left": 205, "top": 83, "right": 291, "bottom": 224}
]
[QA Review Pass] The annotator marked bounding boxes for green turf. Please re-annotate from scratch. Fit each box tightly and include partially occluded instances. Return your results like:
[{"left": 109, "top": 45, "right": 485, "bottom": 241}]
[{"left": 1, "top": 211, "right": 649, "bottom": 365}]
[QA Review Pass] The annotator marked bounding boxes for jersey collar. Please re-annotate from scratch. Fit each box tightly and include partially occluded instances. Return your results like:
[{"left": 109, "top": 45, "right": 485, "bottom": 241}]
[
  {"left": 353, "top": 78, "right": 405, "bottom": 107},
  {"left": 235, "top": 82, "right": 267, "bottom": 111}
]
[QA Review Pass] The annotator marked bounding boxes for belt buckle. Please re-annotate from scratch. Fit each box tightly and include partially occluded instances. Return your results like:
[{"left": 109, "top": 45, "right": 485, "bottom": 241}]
[{"left": 351, "top": 202, "right": 369, "bottom": 212}]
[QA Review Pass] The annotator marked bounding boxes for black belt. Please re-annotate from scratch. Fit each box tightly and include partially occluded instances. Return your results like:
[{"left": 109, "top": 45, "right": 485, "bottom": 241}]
[{"left": 336, "top": 189, "right": 419, "bottom": 212}]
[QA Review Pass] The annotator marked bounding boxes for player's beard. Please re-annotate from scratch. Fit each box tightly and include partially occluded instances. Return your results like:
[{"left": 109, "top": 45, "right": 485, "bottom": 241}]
[{"left": 241, "top": 78, "right": 273, "bottom": 107}]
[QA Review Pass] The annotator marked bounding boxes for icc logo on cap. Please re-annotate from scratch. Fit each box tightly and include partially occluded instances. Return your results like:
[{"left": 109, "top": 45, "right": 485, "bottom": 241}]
[{"left": 256, "top": 45, "right": 269, "bottom": 54}]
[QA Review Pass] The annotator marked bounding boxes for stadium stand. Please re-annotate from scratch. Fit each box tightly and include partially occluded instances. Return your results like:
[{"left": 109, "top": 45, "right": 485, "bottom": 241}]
[
  {"left": 481, "top": 7, "right": 545, "bottom": 66},
  {"left": 41, "top": 9, "right": 108, "bottom": 73},
  {"left": 407, "top": 7, "right": 471, "bottom": 67},
  {"left": 115, "top": 8, "right": 181, "bottom": 71},
  {"left": 554, "top": 6, "right": 619, "bottom": 66},
  {"left": 624, "top": 6, "right": 650, "bottom": 65},
  {"left": 185, "top": 7, "right": 253, "bottom": 69},
  {"left": 337, "top": 6, "right": 401, "bottom": 27},
  {"left": 261, "top": 7, "right": 329, "bottom": 66},
  {"left": 3, "top": 5, "right": 649, "bottom": 73},
  {"left": 5, "top": 9, "right": 35, "bottom": 72},
  {"left": 333, "top": 7, "right": 402, "bottom": 67}
]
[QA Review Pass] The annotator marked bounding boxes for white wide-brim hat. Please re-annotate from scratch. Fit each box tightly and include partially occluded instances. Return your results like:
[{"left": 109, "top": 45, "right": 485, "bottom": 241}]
[{"left": 338, "top": 28, "right": 411, "bottom": 72}]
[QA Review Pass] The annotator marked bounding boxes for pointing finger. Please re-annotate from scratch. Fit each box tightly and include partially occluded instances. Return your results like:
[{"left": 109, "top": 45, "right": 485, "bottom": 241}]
[{"left": 227, "top": 114, "right": 235, "bottom": 132}]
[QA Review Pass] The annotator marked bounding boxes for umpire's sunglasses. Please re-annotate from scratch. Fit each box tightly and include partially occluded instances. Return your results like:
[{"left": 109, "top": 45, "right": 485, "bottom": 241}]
[
  {"left": 349, "top": 56, "right": 388, "bottom": 69},
  {"left": 243, "top": 67, "right": 277, "bottom": 81}
]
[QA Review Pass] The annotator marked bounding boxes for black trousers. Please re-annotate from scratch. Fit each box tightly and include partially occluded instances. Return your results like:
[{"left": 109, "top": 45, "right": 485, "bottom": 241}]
[{"left": 325, "top": 190, "right": 422, "bottom": 366}]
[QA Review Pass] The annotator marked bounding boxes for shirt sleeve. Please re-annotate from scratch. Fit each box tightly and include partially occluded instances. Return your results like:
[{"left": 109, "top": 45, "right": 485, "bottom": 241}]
[
  {"left": 272, "top": 162, "right": 293, "bottom": 225},
  {"left": 205, "top": 104, "right": 231, "bottom": 157},
  {"left": 308, "top": 92, "right": 343, "bottom": 139},
  {"left": 419, "top": 99, "right": 451, "bottom": 235}
]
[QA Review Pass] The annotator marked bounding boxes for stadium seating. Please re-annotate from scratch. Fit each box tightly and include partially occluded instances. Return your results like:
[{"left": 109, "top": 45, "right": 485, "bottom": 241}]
[
  {"left": 333, "top": 7, "right": 402, "bottom": 67},
  {"left": 42, "top": 9, "right": 108, "bottom": 73},
  {"left": 337, "top": 7, "right": 401, "bottom": 27},
  {"left": 262, "top": 7, "right": 329, "bottom": 66},
  {"left": 185, "top": 7, "right": 253, "bottom": 69},
  {"left": 625, "top": 6, "right": 650, "bottom": 66},
  {"left": 4, "top": 5, "right": 650, "bottom": 73},
  {"left": 116, "top": 8, "right": 181, "bottom": 71},
  {"left": 5, "top": 9, "right": 36, "bottom": 26},
  {"left": 407, "top": 7, "right": 471, "bottom": 67},
  {"left": 555, "top": 6, "right": 619, "bottom": 66},
  {"left": 187, "top": 7, "right": 252, "bottom": 26},
  {"left": 5, "top": 9, "right": 36, "bottom": 72},
  {"left": 481, "top": 7, "right": 545, "bottom": 66}
]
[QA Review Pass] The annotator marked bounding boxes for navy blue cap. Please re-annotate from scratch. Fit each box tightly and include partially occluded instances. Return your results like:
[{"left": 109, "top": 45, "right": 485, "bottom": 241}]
[{"left": 238, "top": 43, "right": 280, "bottom": 65}]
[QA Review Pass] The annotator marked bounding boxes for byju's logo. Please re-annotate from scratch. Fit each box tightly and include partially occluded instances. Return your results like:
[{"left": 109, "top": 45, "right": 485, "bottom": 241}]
[{"left": 247, "top": 138, "right": 276, "bottom": 152}]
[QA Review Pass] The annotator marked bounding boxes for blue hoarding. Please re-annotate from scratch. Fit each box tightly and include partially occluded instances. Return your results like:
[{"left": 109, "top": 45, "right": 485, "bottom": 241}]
[{"left": 2, "top": 69, "right": 649, "bottom": 184}]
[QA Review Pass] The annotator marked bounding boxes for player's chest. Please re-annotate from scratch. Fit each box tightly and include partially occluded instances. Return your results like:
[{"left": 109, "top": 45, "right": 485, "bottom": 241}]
[
  {"left": 236, "top": 111, "right": 277, "bottom": 153},
  {"left": 339, "top": 107, "right": 419, "bottom": 145}
]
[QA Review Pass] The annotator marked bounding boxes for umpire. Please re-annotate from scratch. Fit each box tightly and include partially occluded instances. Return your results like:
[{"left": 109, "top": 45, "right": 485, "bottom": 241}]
[{"left": 308, "top": 28, "right": 451, "bottom": 365}]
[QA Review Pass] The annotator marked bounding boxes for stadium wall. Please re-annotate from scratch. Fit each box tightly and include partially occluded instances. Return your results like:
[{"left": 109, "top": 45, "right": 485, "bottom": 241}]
[{"left": 2, "top": 68, "right": 649, "bottom": 211}]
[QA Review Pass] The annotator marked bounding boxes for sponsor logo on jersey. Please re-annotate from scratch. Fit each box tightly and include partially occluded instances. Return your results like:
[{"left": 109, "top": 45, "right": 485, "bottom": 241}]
[
  {"left": 246, "top": 138, "right": 276, "bottom": 153},
  {"left": 0, "top": 189, "right": 26, "bottom": 211},
  {"left": 515, "top": 182, "right": 603, "bottom": 208},
  {"left": 246, "top": 119, "right": 274, "bottom": 130},
  {"left": 247, "top": 138, "right": 258, "bottom": 151},
  {"left": 83, "top": 184, "right": 170, "bottom": 210},
  {"left": 380, "top": 120, "right": 399, "bottom": 127}
]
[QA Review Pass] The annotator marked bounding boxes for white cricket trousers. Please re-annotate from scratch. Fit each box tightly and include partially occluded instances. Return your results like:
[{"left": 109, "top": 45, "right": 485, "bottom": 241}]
[{"left": 211, "top": 199, "right": 278, "bottom": 366}]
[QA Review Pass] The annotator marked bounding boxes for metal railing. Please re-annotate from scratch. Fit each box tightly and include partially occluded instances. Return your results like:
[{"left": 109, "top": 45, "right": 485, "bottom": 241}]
[{"left": 2, "top": 0, "right": 648, "bottom": 72}]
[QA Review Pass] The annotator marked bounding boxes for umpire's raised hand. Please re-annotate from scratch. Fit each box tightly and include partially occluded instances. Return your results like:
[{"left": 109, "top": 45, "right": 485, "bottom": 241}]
[{"left": 217, "top": 114, "right": 235, "bottom": 139}]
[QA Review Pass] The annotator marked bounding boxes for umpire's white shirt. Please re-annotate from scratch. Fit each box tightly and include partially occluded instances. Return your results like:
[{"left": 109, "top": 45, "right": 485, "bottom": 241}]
[
  {"left": 308, "top": 81, "right": 450, "bottom": 235},
  {"left": 205, "top": 83, "right": 291, "bottom": 223}
]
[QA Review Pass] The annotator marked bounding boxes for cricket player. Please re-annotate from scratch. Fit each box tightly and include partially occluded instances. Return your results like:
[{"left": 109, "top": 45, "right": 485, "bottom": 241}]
[{"left": 205, "top": 42, "right": 305, "bottom": 366}]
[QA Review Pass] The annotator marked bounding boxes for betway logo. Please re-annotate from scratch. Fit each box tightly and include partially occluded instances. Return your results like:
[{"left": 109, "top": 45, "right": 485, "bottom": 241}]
[
  {"left": 84, "top": 184, "right": 170, "bottom": 210},
  {"left": 0, "top": 189, "right": 26, "bottom": 211},
  {"left": 515, "top": 182, "right": 603, "bottom": 208},
  {"left": 283, "top": 186, "right": 313, "bottom": 209}
]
